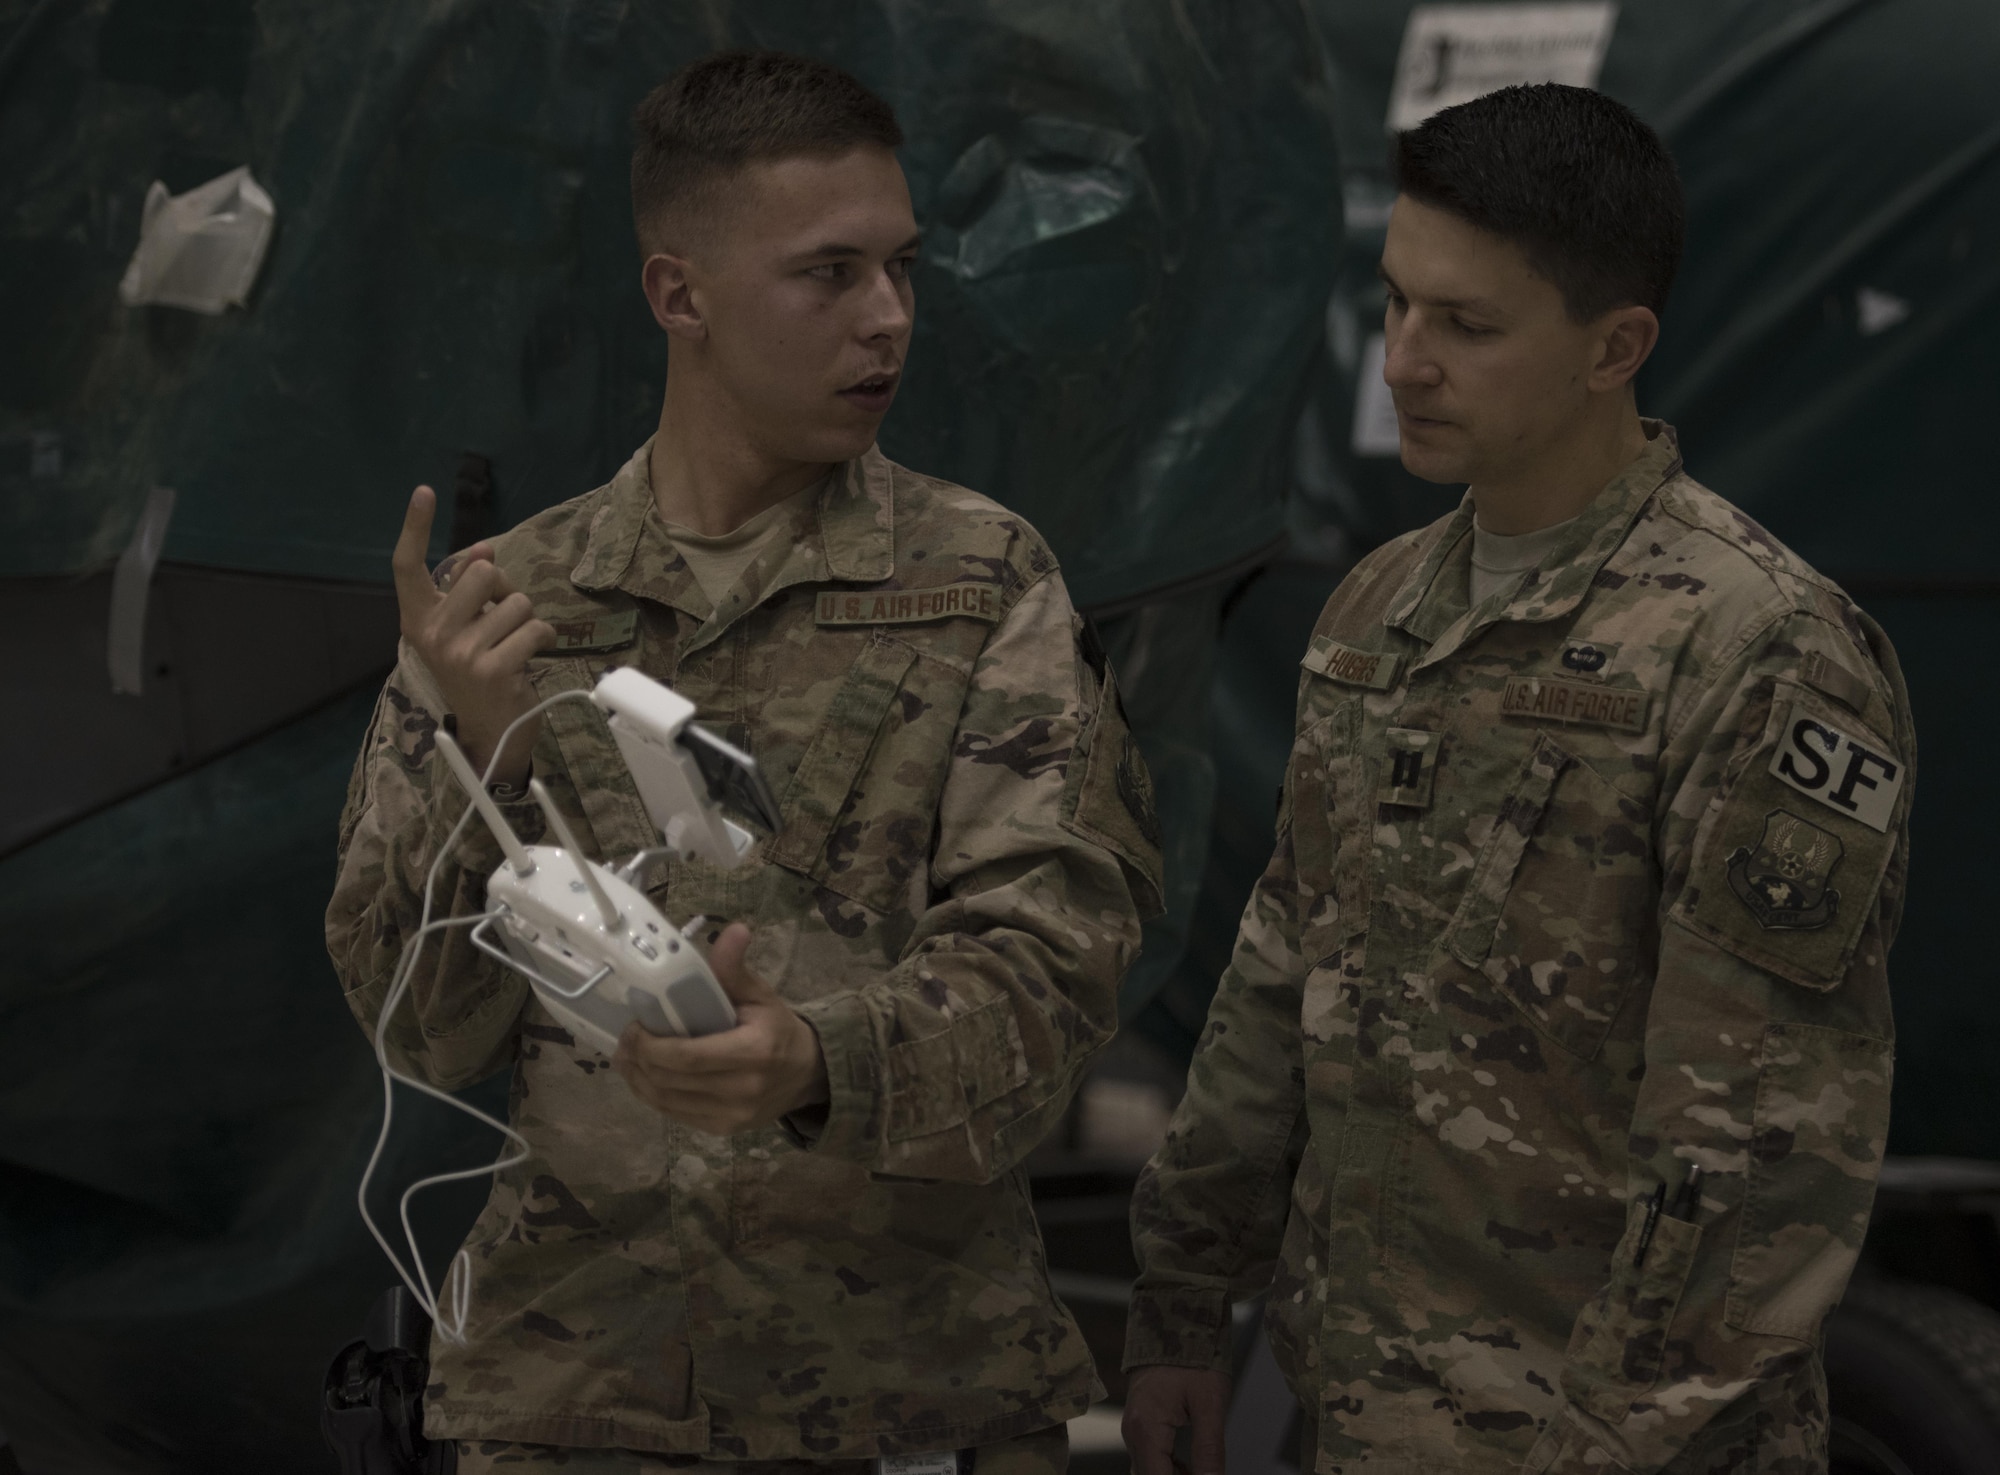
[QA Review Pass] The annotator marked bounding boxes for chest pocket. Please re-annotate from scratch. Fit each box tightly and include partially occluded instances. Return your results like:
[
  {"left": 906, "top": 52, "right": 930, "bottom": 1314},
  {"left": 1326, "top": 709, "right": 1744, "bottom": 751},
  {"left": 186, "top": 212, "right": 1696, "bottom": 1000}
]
[
  {"left": 1443, "top": 732, "right": 1655, "bottom": 1060},
  {"left": 767, "top": 633, "right": 966, "bottom": 914}
]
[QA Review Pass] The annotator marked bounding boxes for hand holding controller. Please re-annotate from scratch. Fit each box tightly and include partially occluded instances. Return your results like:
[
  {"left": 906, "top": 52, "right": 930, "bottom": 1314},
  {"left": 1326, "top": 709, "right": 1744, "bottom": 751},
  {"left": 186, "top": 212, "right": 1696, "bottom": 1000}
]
[
  {"left": 611, "top": 921, "right": 831, "bottom": 1136},
  {"left": 433, "top": 729, "right": 738, "bottom": 1050}
]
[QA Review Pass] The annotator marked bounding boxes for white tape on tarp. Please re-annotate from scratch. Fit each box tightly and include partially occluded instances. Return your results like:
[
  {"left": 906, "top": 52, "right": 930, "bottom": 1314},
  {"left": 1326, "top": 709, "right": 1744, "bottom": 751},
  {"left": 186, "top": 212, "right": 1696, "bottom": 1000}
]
[
  {"left": 108, "top": 486, "right": 176, "bottom": 696},
  {"left": 1351, "top": 333, "right": 1401, "bottom": 457},
  {"left": 117, "top": 166, "right": 275, "bottom": 315}
]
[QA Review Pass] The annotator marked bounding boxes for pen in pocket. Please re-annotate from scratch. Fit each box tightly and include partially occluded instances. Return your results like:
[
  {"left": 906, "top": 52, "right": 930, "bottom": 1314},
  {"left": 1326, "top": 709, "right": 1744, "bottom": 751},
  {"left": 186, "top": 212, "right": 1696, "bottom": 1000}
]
[
  {"left": 1634, "top": 1164, "right": 1705, "bottom": 1268},
  {"left": 1633, "top": 1182, "right": 1666, "bottom": 1268}
]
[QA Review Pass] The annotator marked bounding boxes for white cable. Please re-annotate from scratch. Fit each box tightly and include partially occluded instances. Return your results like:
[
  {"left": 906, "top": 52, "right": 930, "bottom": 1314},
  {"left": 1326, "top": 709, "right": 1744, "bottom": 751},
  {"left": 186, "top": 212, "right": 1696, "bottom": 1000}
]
[{"left": 356, "top": 688, "right": 597, "bottom": 1346}]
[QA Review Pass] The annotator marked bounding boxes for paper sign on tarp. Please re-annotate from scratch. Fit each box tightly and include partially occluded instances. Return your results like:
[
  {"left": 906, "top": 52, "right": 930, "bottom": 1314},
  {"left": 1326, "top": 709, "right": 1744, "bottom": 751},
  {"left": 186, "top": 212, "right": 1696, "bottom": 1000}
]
[
  {"left": 117, "top": 166, "right": 275, "bottom": 315},
  {"left": 1387, "top": 3, "right": 1617, "bottom": 130}
]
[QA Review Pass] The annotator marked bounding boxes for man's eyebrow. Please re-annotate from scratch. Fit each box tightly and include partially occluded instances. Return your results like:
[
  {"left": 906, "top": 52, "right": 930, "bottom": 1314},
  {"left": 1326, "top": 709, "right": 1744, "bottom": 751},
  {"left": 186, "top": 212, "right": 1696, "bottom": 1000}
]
[
  {"left": 1376, "top": 263, "right": 1501, "bottom": 315},
  {"left": 797, "top": 232, "right": 924, "bottom": 262}
]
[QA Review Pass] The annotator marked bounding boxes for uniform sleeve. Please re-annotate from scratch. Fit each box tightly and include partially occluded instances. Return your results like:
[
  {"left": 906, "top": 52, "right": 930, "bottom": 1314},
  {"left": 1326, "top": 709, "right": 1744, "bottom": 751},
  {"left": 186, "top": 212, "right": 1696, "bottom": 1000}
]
[
  {"left": 1119, "top": 732, "right": 1315, "bottom": 1374},
  {"left": 788, "top": 569, "right": 1163, "bottom": 1182},
  {"left": 325, "top": 644, "right": 543, "bottom": 1090},
  {"left": 1528, "top": 607, "right": 1911, "bottom": 1474}
]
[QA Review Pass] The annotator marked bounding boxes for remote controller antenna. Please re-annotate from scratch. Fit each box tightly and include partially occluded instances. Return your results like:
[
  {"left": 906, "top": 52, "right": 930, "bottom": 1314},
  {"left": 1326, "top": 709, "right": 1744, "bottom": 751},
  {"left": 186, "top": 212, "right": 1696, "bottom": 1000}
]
[
  {"left": 529, "top": 778, "right": 623, "bottom": 933},
  {"left": 435, "top": 729, "right": 534, "bottom": 876}
]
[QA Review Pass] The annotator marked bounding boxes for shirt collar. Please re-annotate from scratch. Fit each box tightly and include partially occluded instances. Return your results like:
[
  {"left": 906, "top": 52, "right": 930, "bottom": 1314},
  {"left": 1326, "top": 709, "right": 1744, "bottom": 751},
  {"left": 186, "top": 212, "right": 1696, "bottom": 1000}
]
[
  {"left": 1387, "top": 420, "right": 1683, "bottom": 652},
  {"left": 571, "top": 438, "right": 897, "bottom": 598}
]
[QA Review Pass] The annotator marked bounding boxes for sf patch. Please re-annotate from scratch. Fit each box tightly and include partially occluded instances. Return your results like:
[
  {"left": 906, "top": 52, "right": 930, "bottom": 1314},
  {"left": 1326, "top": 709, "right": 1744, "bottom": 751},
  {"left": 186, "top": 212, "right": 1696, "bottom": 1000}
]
[
  {"left": 1767, "top": 702, "right": 1903, "bottom": 833},
  {"left": 1727, "top": 809, "right": 1843, "bottom": 930}
]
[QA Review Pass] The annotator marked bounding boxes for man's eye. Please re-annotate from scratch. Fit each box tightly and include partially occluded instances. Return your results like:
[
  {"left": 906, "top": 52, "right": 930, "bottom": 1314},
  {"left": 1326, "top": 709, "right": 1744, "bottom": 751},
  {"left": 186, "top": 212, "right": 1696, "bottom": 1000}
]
[
  {"left": 1454, "top": 319, "right": 1495, "bottom": 336},
  {"left": 807, "top": 263, "right": 846, "bottom": 282},
  {"left": 887, "top": 255, "right": 917, "bottom": 280}
]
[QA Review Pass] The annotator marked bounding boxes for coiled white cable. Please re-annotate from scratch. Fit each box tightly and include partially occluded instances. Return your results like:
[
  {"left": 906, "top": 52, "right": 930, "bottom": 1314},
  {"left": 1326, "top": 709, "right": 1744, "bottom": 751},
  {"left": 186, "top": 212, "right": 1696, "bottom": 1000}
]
[{"left": 355, "top": 688, "right": 596, "bottom": 1347}]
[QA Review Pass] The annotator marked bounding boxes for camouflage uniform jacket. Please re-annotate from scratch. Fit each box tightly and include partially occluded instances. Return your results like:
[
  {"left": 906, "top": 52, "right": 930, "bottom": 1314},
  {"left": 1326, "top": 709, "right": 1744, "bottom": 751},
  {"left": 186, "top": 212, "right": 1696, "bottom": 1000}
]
[
  {"left": 329, "top": 441, "right": 1163, "bottom": 1457},
  {"left": 1126, "top": 425, "right": 1913, "bottom": 1473}
]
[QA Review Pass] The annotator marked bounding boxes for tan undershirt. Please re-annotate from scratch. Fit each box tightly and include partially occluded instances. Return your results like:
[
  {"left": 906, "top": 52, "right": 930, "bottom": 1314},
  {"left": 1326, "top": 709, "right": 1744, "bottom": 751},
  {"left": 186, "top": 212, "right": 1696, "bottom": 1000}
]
[
  {"left": 661, "top": 479, "right": 822, "bottom": 609},
  {"left": 1469, "top": 513, "right": 1580, "bottom": 606}
]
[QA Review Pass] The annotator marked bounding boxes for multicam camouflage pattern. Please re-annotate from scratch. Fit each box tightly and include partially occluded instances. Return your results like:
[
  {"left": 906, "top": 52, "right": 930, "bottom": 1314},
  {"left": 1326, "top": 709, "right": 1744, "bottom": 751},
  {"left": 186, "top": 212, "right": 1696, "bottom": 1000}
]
[
  {"left": 328, "top": 442, "right": 1161, "bottom": 1457},
  {"left": 453, "top": 1423, "right": 1069, "bottom": 1473},
  {"left": 1126, "top": 424, "right": 1912, "bottom": 1473}
]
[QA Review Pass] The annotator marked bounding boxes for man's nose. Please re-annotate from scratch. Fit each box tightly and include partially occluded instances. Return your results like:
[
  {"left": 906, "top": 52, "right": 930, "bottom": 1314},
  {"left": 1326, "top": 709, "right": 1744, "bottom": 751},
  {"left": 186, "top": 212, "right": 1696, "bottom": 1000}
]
[
  {"left": 1382, "top": 318, "right": 1442, "bottom": 389},
  {"left": 861, "top": 265, "right": 914, "bottom": 341}
]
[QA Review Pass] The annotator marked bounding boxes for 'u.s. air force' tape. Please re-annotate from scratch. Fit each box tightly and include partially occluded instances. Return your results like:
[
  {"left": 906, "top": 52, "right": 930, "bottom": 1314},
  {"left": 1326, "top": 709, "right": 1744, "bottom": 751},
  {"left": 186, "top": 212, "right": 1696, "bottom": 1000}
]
[
  {"left": 816, "top": 583, "right": 1000, "bottom": 626},
  {"left": 1768, "top": 703, "right": 1904, "bottom": 833}
]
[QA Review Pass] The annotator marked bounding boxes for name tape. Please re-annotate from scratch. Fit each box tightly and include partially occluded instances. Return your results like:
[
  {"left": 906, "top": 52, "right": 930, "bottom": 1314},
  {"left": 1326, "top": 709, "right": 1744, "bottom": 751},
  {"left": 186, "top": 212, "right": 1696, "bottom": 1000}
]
[
  {"left": 547, "top": 609, "right": 639, "bottom": 652},
  {"left": 1302, "top": 637, "right": 1400, "bottom": 690},
  {"left": 1500, "top": 675, "right": 1649, "bottom": 733},
  {"left": 1768, "top": 702, "right": 1903, "bottom": 833},
  {"left": 876, "top": 1455, "right": 959, "bottom": 1475},
  {"left": 815, "top": 583, "right": 1000, "bottom": 627}
]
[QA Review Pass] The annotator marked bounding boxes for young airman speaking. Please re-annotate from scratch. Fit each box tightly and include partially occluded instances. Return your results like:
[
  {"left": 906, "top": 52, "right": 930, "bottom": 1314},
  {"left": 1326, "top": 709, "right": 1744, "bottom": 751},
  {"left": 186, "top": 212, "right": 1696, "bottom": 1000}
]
[{"left": 328, "top": 51, "right": 1162, "bottom": 1475}]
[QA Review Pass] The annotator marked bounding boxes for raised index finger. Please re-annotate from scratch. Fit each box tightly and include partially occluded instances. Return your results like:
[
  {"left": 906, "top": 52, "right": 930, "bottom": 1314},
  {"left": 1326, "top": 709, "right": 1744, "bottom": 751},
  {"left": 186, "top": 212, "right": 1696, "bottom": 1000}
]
[{"left": 390, "top": 486, "right": 441, "bottom": 610}]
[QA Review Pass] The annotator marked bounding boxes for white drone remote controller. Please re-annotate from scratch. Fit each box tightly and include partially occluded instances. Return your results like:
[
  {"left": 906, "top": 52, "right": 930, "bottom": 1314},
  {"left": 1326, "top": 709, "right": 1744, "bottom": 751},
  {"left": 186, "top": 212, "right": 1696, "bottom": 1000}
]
[
  {"left": 432, "top": 669, "right": 779, "bottom": 1051},
  {"left": 591, "top": 666, "right": 781, "bottom": 865}
]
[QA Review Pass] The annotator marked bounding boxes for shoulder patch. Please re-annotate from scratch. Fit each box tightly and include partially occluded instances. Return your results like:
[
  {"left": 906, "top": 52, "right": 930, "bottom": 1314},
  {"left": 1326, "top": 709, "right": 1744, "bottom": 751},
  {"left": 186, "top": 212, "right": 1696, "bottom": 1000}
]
[
  {"left": 1672, "top": 679, "right": 1903, "bottom": 990},
  {"left": 1301, "top": 635, "right": 1399, "bottom": 690},
  {"left": 1060, "top": 664, "right": 1165, "bottom": 918},
  {"left": 815, "top": 583, "right": 1001, "bottom": 627}
]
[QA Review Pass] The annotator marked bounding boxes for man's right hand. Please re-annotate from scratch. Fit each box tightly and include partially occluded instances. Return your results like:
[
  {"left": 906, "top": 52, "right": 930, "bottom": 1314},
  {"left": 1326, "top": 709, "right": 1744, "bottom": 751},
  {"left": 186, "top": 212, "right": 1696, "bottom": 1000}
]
[
  {"left": 391, "top": 485, "right": 555, "bottom": 786},
  {"left": 1123, "top": 1365, "right": 1231, "bottom": 1475}
]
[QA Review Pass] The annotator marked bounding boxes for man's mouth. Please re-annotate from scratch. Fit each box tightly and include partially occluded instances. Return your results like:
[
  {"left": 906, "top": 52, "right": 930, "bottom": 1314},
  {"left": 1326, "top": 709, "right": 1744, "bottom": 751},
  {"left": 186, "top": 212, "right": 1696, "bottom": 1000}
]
[
  {"left": 1396, "top": 404, "right": 1452, "bottom": 430},
  {"left": 838, "top": 371, "right": 899, "bottom": 413}
]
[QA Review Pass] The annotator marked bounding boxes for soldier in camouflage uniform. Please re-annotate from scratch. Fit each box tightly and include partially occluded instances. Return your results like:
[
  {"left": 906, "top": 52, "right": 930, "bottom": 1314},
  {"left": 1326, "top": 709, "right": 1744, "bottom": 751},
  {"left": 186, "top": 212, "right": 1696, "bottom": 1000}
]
[
  {"left": 328, "top": 53, "right": 1161, "bottom": 1474},
  {"left": 1123, "top": 87, "right": 1911, "bottom": 1474}
]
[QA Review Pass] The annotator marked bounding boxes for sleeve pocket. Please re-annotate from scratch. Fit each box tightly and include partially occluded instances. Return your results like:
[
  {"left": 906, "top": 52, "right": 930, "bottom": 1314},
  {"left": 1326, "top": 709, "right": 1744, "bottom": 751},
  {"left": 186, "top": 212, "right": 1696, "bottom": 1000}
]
[
  {"left": 1670, "top": 678, "right": 1902, "bottom": 992},
  {"left": 1561, "top": 1206, "right": 1702, "bottom": 1423},
  {"left": 1725, "top": 1021, "right": 1892, "bottom": 1339},
  {"left": 1059, "top": 661, "right": 1166, "bottom": 917},
  {"left": 884, "top": 996, "right": 1028, "bottom": 1142}
]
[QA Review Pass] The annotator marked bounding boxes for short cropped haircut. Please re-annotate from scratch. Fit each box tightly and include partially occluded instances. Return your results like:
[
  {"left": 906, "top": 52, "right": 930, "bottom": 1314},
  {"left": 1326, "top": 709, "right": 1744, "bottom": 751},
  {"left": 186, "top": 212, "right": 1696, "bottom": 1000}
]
[
  {"left": 1393, "top": 83, "right": 1684, "bottom": 320},
  {"left": 630, "top": 51, "right": 903, "bottom": 255}
]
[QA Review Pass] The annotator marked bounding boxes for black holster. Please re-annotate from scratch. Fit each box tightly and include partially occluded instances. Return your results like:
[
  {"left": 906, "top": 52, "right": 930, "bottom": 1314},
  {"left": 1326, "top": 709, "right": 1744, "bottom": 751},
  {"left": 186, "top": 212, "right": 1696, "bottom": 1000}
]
[{"left": 322, "top": 1286, "right": 459, "bottom": 1474}]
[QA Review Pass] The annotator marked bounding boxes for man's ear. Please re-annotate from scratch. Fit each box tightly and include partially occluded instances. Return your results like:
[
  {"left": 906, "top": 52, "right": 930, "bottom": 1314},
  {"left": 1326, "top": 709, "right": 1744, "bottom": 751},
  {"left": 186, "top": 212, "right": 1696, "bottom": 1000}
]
[
  {"left": 642, "top": 252, "right": 704, "bottom": 340},
  {"left": 1589, "top": 304, "right": 1661, "bottom": 393}
]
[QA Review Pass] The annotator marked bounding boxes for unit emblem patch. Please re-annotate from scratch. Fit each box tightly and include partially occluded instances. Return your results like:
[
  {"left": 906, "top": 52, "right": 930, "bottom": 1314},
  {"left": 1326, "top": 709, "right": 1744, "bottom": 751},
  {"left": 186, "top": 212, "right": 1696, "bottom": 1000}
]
[
  {"left": 1726, "top": 809, "right": 1844, "bottom": 931},
  {"left": 1116, "top": 733, "right": 1162, "bottom": 849}
]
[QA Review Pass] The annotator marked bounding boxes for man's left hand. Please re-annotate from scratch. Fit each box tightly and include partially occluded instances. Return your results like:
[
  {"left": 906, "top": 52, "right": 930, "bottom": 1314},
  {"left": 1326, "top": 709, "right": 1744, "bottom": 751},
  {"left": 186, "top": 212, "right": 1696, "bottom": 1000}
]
[{"left": 612, "top": 922, "right": 830, "bottom": 1134}]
